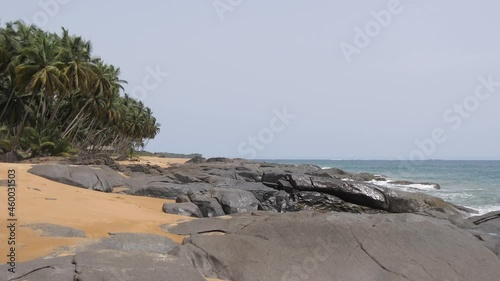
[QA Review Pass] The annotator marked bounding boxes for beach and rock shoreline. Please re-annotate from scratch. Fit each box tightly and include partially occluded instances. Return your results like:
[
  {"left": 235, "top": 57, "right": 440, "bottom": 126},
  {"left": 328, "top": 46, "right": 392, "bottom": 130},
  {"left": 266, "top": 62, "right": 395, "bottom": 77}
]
[{"left": 1, "top": 155, "right": 499, "bottom": 281}]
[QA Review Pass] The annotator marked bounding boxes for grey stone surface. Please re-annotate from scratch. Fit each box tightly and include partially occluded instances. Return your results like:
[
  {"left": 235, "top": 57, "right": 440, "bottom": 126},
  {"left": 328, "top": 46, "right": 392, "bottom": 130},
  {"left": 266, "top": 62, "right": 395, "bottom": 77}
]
[
  {"left": 467, "top": 211, "right": 500, "bottom": 257},
  {"left": 170, "top": 211, "right": 500, "bottom": 281},
  {"left": 85, "top": 232, "right": 179, "bottom": 254},
  {"left": 0, "top": 250, "right": 206, "bottom": 281},
  {"left": 21, "top": 223, "right": 86, "bottom": 238},
  {"left": 162, "top": 202, "right": 203, "bottom": 218},
  {"left": 28, "top": 164, "right": 123, "bottom": 192}
]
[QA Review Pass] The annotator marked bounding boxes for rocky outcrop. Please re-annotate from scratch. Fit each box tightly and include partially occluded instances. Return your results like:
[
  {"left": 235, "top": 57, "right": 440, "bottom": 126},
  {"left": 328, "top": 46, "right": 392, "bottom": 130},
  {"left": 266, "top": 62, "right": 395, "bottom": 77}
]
[
  {"left": 117, "top": 158, "right": 472, "bottom": 218},
  {"left": 169, "top": 211, "right": 500, "bottom": 281},
  {"left": 28, "top": 164, "right": 122, "bottom": 192}
]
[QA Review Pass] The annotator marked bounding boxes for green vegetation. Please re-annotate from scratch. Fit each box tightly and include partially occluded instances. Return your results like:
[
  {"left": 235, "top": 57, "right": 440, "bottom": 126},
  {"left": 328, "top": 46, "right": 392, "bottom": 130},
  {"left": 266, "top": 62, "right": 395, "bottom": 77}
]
[
  {"left": 135, "top": 150, "right": 202, "bottom": 159},
  {"left": 0, "top": 21, "right": 160, "bottom": 157}
]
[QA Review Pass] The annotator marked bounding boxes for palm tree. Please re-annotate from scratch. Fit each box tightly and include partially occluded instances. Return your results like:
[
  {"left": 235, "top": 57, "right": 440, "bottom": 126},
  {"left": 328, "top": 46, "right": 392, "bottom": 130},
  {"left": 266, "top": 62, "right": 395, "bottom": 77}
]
[
  {"left": 12, "top": 35, "right": 68, "bottom": 148},
  {"left": 0, "top": 21, "right": 161, "bottom": 157}
]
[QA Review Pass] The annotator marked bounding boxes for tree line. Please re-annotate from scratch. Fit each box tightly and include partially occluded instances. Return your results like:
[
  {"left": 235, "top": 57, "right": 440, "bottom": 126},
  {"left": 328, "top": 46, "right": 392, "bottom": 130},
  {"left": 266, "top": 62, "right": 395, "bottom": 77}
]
[{"left": 0, "top": 21, "right": 160, "bottom": 157}]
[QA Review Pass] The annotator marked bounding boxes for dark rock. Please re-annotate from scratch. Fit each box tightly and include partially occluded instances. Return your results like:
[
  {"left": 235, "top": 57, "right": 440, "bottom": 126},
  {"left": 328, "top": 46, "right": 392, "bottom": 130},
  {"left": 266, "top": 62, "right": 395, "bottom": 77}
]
[
  {"left": 28, "top": 164, "right": 122, "bottom": 192},
  {"left": 188, "top": 190, "right": 225, "bottom": 217},
  {"left": 186, "top": 156, "right": 206, "bottom": 164},
  {"left": 0, "top": 151, "right": 23, "bottom": 163},
  {"left": 186, "top": 188, "right": 260, "bottom": 217},
  {"left": 21, "top": 223, "right": 86, "bottom": 238},
  {"left": 253, "top": 190, "right": 295, "bottom": 212},
  {"left": 467, "top": 211, "right": 500, "bottom": 257},
  {"left": 175, "top": 195, "right": 190, "bottom": 203},
  {"left": 170, "top": 211, "right": 500, "bottom": 281},
  {"left": 127, "top": 182, "right": 211, "bottom": 199},
  {"left": 162, "top": 202, "right": 203, "bottom": 218},
  {"left": 385, "top": 189, "right": 471, "bottom": 216},
  {"left": 206, "top": 157, "right": 232, "bottom": 163},
  {"left": 307, "top": 176, "right": 389, "bottom": 210},
  {"left": 215, "top": 188, "right": 260, "bottom": 214},
  {"left": 68, "top": 154, "right": 115, "bottom": 166},
  {"left": 294, "top": 191, "right": 384, "bottom": 213}
]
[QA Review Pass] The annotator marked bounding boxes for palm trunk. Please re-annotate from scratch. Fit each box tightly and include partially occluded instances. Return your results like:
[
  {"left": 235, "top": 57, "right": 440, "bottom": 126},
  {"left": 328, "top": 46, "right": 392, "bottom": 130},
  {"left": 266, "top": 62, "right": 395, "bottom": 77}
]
[
  {"left": 0, "top": 88, "right": 15, "bottom": 123},
  {"left": 12, "top": 92, "right": 37, "bottom": 150}
]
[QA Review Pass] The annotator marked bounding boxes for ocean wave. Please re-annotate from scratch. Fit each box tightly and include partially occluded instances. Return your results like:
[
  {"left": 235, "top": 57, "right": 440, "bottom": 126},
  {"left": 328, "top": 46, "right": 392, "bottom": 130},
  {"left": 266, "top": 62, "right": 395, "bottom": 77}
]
[
  {"left": 368, "top": 180, "right": 438, "bottom": 192},
  {"left": 466, "top": 205, "right": 500, "bottom": 216}
]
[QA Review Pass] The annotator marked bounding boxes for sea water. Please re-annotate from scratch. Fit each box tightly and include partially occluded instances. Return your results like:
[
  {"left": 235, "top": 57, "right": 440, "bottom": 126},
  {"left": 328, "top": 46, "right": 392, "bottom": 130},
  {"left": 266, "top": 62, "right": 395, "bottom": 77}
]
[{"left": 261, "top": 160, "right": 500, "bottom": 215}]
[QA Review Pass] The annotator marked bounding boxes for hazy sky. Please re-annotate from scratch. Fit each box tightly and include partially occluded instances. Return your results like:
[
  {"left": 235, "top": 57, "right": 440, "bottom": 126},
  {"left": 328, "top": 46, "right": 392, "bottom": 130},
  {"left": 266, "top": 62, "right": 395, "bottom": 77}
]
[{"left": 2, "top": 0, "right": 500, "bottom": 160}]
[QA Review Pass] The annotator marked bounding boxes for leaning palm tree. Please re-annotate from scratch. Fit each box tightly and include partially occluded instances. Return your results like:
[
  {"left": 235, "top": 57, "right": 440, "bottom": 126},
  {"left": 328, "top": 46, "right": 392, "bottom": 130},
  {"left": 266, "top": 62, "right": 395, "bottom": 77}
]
[{"left": 13, "top": 35, "right": 68, "bottom": 148}]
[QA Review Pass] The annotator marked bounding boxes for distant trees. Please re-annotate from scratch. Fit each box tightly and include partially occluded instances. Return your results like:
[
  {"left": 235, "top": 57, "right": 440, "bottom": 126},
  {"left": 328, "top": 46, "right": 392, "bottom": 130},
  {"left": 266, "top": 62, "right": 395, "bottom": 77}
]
[{"left": 0, "top": 21, "right": 160, "bottom": 157}]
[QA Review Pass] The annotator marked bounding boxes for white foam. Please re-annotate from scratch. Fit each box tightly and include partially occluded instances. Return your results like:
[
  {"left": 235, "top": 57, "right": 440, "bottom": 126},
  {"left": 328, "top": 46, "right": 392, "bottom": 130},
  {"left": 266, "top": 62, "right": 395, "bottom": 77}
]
[{"left": 467, "top": 205, "right": 500, "bottom": 216}]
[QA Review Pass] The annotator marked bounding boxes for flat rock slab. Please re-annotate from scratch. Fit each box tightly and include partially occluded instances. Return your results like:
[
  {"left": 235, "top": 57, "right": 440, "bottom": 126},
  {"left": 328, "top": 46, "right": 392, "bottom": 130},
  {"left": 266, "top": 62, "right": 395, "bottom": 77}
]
[
  {"left": 84, "top": 232, "right": 179, "bottom": 254},
  {"left": 0, "top": 250, "right": 206, "bottom": 281},
  {"left": 29, "top": 164, "right": 123, "bottom": 192},
  {"left": 170, "top": 211, "right": 500, "bottom": 281},
  {"left": 21, "top": 223, "right": 86, "bottom": 238}
]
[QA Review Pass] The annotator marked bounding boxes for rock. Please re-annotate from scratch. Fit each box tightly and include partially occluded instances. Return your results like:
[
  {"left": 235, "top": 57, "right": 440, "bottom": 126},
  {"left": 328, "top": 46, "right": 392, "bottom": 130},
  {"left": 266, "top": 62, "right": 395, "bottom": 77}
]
[
  {"left": 21, "top": 223, "right": 86, "bottom": 238},
  {"left": 0, "top": 250, "right": 206, "bottom": 281},
  {"left": 467, "top": 211, "right": 500, "bottom": 257},
  {"left": 186, "top": 156, "right": 206, "bottom": 164},
  {"left": 215, "top": 188, "right": 260, "bottom": 214},
  {"left": 85, "top": 232, "right": 179, "bottom": 254},
  {"left": 294, "top": 191, "right": 384, "bottom": 213},
  {"left": 0, "top": 151, "right": 23, "bottom": 163},
  {"left": 162, "top": 202, "right": 203, "bottom": 218},
  {"left": 122, "top": 157, "right": 469, "bottom": 217},
  {"left": 170, "top": 211, "right": 500, "bottom": 281},
  {"left": 385, "top": 189, "right": 472, "bottom": 216},
  {"left": 28, "top": 164, "right": 123, "bottom": 192},
  {"left": 188, "top": 190, "right": 225, "bottom": 217},
  {"left": 307, "top": 176, "right": 389, "bottom": 210},
  {"left": 186, "top": 188, "right": 260, "bottom": 217},
  {"left": 175, "top": 195, "right": 190, "bottom": 203},
  {"left": 68, "top": 154, "right": 115, "bottom": 166},
  {"left": 127, "top": 182, "right": 211, "bottom": 199},
  {"left": 253, "top": 190, "right": 295, "bottom": 212}
]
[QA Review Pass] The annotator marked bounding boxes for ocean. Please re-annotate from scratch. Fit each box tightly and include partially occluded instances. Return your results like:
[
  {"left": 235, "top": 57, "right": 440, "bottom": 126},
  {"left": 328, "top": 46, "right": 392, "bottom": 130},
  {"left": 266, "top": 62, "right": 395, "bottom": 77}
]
[{"left": 260, "top": 160, "right": 500, "bottom": 216}]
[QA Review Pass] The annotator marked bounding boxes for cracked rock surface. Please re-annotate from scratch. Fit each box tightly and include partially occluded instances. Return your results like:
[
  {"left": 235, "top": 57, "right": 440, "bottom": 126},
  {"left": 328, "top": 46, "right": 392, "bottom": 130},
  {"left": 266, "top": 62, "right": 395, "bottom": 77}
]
[
  {"left": 0, "top": 233, "right": 205, "bottom": 281},
  {"left": 1, "top": 250, "right": 206, "bottom": 281},
  {"left": 169, "top": 211, "right": 500, "bottom": 281}
]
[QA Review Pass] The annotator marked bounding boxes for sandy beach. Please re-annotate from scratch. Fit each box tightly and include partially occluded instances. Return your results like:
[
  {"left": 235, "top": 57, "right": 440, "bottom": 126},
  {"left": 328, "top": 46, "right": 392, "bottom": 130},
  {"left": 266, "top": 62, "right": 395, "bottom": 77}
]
[{"left": 0, "top": 158, "right": 227, "bottom": 280}]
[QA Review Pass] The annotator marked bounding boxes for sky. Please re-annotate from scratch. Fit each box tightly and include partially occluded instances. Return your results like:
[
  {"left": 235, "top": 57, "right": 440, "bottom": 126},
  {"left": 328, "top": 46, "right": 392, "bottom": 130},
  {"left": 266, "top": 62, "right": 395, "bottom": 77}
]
[{"left": 2, "top": 0, "right": 500, "bottom": 160}]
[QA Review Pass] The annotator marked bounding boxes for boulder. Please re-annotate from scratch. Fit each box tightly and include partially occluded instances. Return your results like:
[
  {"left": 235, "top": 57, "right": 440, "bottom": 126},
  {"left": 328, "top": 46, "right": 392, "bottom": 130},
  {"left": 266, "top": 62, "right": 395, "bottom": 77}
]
[
  {"left": 0, "top": 151, "right": 23, "bottom": 163},
  {"left": 215, "top": 188, "right": 260, "bottom": 214},
  {"left": 188, "top": 190, "right": 225, "bottom": 217},
  {"left": 186, "top": 188, "right": 260, "bottom": 217},
  {"left": 170, "top": 211, "right": 500, "bottom": 281},
  {"left": 467, "top": 211, "right": 500, "bottom": 257},
  {"left": 162, "top": 202, "right": 203, "bottom": 218},
  {"left": 28, "top": 164, "right": 122, "bottom": 192}
]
